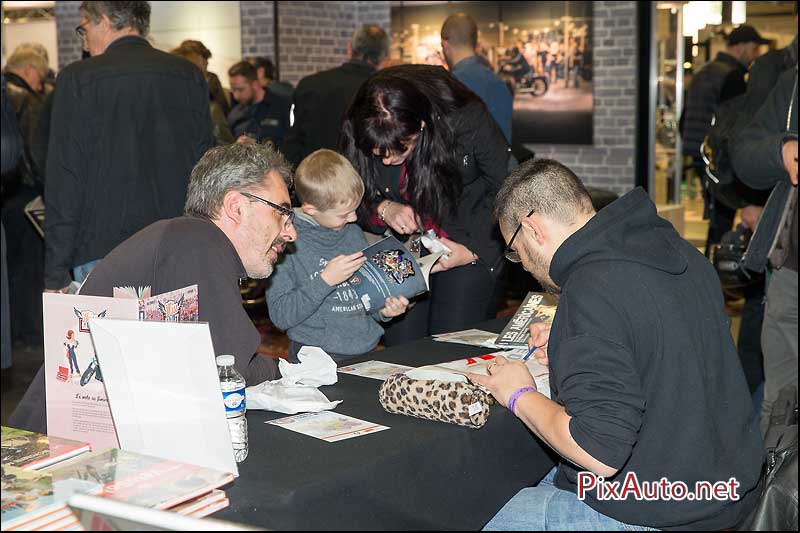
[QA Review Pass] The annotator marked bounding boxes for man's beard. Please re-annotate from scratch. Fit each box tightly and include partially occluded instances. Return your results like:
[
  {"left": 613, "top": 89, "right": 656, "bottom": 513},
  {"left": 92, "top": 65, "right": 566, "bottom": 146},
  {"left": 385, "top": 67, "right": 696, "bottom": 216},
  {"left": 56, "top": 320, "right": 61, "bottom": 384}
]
[
  {"left": 249, "top": 236, "right": 285, "bottom": 279},
  {"left": 521, "top": 239, "right": 560, "bottom": 295}
]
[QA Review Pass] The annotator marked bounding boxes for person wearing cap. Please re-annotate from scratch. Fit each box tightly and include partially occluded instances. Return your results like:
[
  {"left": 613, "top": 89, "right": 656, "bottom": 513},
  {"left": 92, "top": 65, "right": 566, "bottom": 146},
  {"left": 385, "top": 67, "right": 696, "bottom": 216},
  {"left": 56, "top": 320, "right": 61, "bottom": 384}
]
[{"left": 681, "top": 24, "right": 769, "bottom": 256}]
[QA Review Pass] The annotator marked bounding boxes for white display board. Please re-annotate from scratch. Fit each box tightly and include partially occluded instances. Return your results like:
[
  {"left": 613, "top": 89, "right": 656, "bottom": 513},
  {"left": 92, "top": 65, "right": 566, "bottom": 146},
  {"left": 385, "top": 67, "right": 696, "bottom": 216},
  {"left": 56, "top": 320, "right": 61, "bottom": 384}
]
[{"left": 89, "top": 318, "right": 238, "bottom": 476}]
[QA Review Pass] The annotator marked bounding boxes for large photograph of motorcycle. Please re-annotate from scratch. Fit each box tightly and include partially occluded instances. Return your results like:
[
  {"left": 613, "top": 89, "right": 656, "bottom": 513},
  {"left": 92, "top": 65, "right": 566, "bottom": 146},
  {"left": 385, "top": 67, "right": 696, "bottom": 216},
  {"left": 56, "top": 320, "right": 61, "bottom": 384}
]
[{"left": 390, "top": 1, "right": 594, "bottom": 145}]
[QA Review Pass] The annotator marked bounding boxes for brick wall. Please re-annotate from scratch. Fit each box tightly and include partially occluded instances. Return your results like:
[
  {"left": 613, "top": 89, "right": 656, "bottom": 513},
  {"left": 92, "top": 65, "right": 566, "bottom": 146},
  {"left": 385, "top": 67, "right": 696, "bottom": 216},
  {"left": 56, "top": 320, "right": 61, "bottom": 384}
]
[
  {"left": 278, "top": 1, "right": 391, "bottom": 84},
  {"left": 240, "top": 1, "right": 275, "bottom": 59},
  {"left": 528, "top": 1, "right": 638, "bottom": 194},
  {"left": 276, "top": 1, "right": 354, "bottom": 85},
  {"left": 55, "top": 1, "right": 83, "bottom": 70},
  {"left": 238, "top": 1, "right": 390, "bottom": 84},
  {"left": 354, "top": 1, "right": 391, "bottom": 32}
]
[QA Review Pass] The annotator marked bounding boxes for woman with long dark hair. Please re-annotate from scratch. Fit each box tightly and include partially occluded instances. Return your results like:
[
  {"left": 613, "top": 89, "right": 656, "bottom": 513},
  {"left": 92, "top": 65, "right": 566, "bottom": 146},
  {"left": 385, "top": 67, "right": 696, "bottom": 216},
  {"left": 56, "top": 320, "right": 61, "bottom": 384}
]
[{"left": 340, "top": 64, "right": 509, "bottom": 345}]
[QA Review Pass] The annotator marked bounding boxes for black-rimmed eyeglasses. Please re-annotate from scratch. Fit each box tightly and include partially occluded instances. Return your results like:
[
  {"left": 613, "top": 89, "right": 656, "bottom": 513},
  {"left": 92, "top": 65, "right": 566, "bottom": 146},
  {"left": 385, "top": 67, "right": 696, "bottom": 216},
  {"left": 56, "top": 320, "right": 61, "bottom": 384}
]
[
  {"left": 503, "top": 208, "right": 535, "bottom": 263},
  {"left": 75, "top": 22, "right": 88, "bottom": 39},
  {"left": 240, "top": 191, "right": 295, "bottom": 229}
]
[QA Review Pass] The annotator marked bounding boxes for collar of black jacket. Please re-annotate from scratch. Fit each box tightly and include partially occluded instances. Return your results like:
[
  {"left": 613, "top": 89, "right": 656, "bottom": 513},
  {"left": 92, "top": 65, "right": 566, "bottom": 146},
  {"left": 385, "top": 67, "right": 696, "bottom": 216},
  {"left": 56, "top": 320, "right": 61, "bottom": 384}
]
[
  {"left": 3, "top": 71, "right": 35, "bottom": 95},
  {"left": 342, "top": 58, "right": 376, "bottom": 73},
  {"left": 105, "top": 34, "right": 150, "bottom": 53},
  {"left": 716, "top": 50, "right": 747, "bottom": 69}
]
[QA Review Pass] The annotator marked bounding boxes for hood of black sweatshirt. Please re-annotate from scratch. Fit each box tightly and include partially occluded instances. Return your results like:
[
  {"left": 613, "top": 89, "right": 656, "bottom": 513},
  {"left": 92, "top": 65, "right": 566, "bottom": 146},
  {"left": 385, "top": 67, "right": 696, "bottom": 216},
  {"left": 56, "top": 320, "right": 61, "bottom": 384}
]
[{"left": 550, "top": 187, "right": 688, "bottom": 287}]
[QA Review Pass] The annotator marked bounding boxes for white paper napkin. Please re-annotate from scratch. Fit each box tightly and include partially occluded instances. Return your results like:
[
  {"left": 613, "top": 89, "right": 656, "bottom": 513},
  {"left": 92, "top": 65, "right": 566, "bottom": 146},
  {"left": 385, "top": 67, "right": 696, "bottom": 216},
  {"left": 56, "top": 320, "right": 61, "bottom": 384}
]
[{"left": 246, "top": 346, "right": 342, "bottom": 414}]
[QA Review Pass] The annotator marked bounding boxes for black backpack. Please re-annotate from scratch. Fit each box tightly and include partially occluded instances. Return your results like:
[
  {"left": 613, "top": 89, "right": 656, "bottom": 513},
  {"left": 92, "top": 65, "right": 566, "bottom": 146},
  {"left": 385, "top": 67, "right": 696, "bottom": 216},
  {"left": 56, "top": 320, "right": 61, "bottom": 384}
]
[
  {"left": 702, "top": 46, "right": 796, "bottom": 211},
  {"left": 701, "top": 94, "right": 770, "bottom": 210}
]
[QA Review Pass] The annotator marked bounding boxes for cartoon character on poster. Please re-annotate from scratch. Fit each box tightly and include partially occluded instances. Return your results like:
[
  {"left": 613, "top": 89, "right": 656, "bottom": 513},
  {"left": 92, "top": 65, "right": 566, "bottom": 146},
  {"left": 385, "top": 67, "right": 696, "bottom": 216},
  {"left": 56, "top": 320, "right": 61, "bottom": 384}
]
[
  {"left": 158, "top": 294, "right": 185, "bottom": 322},
  {"left": 63, "top": 330, "right": 80, "bottom": 378},
  {"left": 73, "top": 307, "right": 107, "bottom": 333}
]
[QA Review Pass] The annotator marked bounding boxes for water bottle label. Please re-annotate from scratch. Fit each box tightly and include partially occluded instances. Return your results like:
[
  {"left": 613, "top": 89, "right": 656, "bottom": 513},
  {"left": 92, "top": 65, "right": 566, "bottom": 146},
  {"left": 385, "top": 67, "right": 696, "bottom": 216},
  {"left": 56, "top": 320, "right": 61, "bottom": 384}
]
[{"left": 222, "top": 389, "right": 245, "bottom": 412}]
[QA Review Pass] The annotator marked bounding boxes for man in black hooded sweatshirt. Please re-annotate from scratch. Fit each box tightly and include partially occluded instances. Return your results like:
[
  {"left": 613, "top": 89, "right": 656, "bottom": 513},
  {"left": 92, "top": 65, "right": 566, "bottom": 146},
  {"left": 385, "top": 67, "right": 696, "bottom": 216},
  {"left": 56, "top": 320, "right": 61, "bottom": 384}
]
[{"left": 472, "top": 159, "right": 764, "bottom": 531}]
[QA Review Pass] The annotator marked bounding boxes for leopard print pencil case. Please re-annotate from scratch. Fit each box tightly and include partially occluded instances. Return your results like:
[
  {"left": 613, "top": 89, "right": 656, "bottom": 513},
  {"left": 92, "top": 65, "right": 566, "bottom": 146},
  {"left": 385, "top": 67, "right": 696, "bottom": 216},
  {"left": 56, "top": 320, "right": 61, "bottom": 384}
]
[{"left": 378, "top": 373, "right": 494, "bottom": 429}]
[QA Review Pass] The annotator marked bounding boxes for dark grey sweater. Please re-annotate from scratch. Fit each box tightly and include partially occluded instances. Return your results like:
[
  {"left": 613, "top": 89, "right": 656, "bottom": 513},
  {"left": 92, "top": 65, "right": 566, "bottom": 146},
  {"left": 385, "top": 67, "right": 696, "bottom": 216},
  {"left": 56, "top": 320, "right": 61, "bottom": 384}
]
[{"left": 266, "top": 211, "right": 386, "bottom": 359}]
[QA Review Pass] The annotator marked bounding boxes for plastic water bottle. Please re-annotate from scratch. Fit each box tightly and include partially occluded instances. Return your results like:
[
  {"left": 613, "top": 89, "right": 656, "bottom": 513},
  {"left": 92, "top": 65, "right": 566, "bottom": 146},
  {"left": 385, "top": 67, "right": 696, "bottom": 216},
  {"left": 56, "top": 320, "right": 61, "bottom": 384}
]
[{"left": 216, "top": 355, "right": 248, "bottom": 462}]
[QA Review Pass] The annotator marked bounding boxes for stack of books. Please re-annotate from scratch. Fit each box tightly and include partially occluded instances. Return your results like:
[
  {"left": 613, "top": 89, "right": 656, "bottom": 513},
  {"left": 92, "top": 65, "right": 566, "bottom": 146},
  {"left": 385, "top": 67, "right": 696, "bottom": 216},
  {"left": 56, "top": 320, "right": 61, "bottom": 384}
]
[
  {"left": 1, "top": 466, "right": 99, "bottom": 531},
  {"left": 2, "top": 427, "right": 92, "bottom": 471},
  {"left": 2, "top": 431, "right": 234, "bottom": 531}
]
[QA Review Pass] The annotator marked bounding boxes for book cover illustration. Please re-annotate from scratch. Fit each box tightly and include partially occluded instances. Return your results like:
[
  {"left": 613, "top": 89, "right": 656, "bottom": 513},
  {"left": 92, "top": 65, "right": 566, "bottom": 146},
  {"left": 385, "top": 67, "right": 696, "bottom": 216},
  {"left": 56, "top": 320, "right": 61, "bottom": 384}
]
[
  {"left": 347, "top": 236, "right": 442, "bottom": 312},
  {"left": 141, "top": 286, "right": 199, "bottom": 322},
  {"left": 494, "top": 292, "right": 558, "bottom": 348},
  {"left": 43, "top": 286, "right": 199, "bottom": 452},
  {"left": 44, "top": 293, "right": 138, "bottom": 451},
  {"left": 46, "top": 449, "right": 234, "bottom": 511},
  {"left": 1, "top": 427, "right": 91, "bottom": 471},
  {"left": 1, "top": 465, "right": 99, "bottom": 530}
]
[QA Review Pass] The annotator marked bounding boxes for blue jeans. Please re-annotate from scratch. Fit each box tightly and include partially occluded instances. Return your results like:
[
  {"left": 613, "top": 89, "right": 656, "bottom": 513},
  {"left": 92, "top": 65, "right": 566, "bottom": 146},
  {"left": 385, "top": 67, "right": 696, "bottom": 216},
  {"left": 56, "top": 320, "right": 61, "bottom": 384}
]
[
  {"left": 484, "top": 468, "right": 658, "bottom": 531},
  {"left": 72, "top": 259, "right": 100, "bottom": 284},
  {"left": 67, "top": 346, "right": 80, "bottom": 374}
]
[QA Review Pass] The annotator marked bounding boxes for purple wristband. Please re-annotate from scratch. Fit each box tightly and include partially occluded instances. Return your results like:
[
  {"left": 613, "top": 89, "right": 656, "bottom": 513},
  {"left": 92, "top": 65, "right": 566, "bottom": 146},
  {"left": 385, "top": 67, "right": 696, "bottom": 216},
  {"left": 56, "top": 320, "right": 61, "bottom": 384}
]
[{"left": 507, "top": 386, "right": 537, "bottom": 416}]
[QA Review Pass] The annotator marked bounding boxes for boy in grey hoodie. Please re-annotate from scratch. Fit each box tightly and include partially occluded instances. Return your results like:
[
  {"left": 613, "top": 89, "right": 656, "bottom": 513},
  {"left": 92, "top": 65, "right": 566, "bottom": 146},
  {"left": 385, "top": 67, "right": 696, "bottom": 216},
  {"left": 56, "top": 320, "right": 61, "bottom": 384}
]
[{"left": 267, "top": 150, "right": 409, "bottom": 362}]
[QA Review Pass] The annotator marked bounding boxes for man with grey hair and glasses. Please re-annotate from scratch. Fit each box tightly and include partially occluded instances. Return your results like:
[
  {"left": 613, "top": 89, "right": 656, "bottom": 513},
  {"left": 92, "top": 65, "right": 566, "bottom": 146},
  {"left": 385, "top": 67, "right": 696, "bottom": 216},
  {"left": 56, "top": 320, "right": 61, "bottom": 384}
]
[
  {"left": 44, "top": 1, "right": 213, "bottom": 292},
  {"left": 472, "top": 159, "right": 763, "bottom": 530},
  {"left": 9, "top": 143, "right": 296, "bottom": 434}
]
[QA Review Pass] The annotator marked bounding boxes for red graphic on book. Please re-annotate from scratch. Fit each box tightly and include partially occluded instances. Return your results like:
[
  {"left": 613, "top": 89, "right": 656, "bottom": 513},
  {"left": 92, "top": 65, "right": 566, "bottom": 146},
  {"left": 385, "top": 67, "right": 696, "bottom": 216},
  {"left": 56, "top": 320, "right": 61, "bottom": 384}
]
[
  {"left": 57, "top": 366, "right": 69, "bottom": 382},
  {"left": 465, "top": 354, "right": 497, "bottom": 366}
]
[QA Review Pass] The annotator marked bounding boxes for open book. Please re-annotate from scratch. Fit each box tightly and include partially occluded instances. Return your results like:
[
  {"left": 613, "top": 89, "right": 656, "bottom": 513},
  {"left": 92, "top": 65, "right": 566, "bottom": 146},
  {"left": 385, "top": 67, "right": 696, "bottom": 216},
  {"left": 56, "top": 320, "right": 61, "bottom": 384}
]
[
  {"left": 43, "top": 285, "right": 198, "bottom": 451},
  {"left": 347, "top": 236, "right": 443, "bottom": 312},
  {"left": 0, "top": 466, "right": 100, "bottom": 531},
  {"left": 495, "top": 292, "right": 558, "bottom": 348}
]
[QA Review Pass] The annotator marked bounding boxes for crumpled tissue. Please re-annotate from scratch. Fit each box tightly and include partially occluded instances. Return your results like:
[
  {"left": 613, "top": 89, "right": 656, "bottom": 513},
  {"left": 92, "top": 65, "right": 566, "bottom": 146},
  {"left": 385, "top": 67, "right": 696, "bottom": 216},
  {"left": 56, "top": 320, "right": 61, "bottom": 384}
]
[
  {"left": 245, "top": 346, "right": 342, "bottom": 414},
  {"left": 421, "top": 231, "right": 452, "bottom": 255}
]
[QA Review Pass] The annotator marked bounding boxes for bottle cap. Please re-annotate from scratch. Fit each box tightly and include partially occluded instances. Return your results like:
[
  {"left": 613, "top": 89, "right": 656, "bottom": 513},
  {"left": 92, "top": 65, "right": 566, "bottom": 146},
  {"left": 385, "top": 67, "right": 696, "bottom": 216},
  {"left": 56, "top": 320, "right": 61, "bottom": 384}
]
[{"left": 216, "top": 354, "right": 235, "bottom": 367}]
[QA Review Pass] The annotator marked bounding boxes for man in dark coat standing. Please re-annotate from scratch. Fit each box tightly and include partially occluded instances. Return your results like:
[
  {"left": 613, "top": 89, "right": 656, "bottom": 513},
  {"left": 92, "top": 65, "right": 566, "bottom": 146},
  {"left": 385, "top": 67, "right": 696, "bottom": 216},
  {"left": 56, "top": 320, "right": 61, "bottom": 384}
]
[
  {"left": 281, "top": 24, "right": 389, "bottom": 166},
  {"left": 732, "top": 66, "right": 798, "bottom": 436},
  {"left": 680, "top": 25, "right": 768, "bottom": 254},
  {"left": 44, "top": 1, "right": 213, "bottom": 291}
]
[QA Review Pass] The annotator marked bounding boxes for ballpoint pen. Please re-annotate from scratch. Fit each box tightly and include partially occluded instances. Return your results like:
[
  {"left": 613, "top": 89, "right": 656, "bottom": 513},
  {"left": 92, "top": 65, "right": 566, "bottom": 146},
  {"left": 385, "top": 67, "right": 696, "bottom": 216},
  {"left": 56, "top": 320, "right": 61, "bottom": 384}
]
[{"left": 522, "top": 345, "right": 538, "bottom": 361}]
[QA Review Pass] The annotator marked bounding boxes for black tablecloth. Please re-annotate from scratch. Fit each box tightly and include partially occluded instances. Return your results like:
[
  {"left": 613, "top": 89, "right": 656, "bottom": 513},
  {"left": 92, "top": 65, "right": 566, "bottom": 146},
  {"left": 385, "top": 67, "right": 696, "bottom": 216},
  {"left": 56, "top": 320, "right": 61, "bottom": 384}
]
[{"left": 216, "top": 318, "right": 556, "bottom": 530}]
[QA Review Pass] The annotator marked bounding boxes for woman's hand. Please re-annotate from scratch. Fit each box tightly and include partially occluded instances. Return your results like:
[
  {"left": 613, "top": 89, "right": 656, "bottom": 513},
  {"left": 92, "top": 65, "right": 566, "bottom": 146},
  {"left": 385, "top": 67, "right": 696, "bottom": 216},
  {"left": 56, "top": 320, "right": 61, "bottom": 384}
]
[
  {"left": 430, "top": 237, "right": 478, "bottom": 273},
  {"left": 378, "top": 200, "right": 419, "bottom": 235}
]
